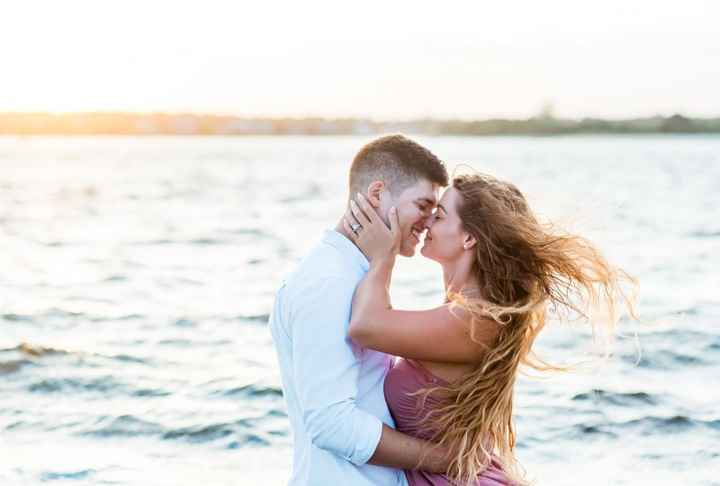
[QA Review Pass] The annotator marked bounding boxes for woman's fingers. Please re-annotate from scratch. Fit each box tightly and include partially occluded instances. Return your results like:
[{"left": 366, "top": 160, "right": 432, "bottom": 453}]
[
  {"left": 342, "top": 217, "right": 358, "bottom": 239},
  {"left": 389, "top": 206, "right": 401, "bottom": 249},
  {"left": 345, "top": 205, "right": 362, "bottom": 229},
  {"left": 355, "top": 193, "right": 379, "bottom": 225},
  {"left": 389, "top": 206, "right": 399, "bottom": 234},
  {"left": 350, "top": 199, "right": 372, "bottom": 226}
]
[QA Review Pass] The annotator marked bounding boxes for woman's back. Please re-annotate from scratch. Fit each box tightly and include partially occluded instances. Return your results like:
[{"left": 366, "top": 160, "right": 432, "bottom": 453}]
[{"left": 384, "top": 358, "right": 511, "bottom": 486}]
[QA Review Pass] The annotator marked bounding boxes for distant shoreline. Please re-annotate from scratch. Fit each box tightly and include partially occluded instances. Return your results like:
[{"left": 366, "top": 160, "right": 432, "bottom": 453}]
[{"left": 1, "top": 112, "right": 719, "bottom": 136}]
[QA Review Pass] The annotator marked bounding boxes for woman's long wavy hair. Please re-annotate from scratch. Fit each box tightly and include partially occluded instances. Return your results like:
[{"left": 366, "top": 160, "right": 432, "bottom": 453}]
[{"left": 415, "top": 173, "right": 637, "bottom": 485}]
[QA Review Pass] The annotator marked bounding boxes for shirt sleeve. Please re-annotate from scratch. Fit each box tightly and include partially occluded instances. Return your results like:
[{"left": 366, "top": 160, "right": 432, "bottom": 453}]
[{"left": 289, "top": 276, "right": 383, "bottom": 466}]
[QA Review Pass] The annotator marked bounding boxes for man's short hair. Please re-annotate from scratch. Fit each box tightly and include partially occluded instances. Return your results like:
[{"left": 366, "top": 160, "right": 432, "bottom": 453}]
[{"left": 349, "top": 134, "right": 448, "bottom": 197}]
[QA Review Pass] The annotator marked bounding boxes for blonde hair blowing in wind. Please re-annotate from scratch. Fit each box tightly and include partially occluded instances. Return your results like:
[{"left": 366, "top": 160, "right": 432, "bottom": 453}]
[{"left": 414, "top": 173, "right": 638, "bottom": 485}]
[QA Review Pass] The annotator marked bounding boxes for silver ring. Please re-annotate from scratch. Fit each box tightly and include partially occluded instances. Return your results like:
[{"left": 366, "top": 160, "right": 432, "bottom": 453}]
[{"left": 350, "top": 222, "right": 362, "bottom": 233}]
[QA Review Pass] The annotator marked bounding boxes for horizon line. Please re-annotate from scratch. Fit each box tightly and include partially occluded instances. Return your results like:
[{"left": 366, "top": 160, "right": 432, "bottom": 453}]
[{"left": 2, "top": 111, "right": 720, "bottom": 123}]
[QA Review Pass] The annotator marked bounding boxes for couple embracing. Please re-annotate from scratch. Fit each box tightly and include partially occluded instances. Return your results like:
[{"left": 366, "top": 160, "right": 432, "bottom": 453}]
[{"left": 269, "top": 135, "right": 633, "bottom": 486}]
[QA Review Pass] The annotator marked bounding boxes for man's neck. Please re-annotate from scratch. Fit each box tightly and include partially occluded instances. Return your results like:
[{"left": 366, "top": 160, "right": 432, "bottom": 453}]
[{"left": 334, "top": 219, "right": 363, "bottom": 252}]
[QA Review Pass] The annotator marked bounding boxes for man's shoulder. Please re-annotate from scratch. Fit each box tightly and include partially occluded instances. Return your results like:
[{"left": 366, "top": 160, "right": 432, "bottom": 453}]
[{"left": 287, "top": 238, "right": 356, "bottom": 286}]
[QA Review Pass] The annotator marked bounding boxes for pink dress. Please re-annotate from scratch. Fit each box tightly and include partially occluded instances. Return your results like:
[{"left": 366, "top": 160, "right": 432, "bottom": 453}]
[{"left": 384, "top": 358, "right": 512, "bottom": 486}]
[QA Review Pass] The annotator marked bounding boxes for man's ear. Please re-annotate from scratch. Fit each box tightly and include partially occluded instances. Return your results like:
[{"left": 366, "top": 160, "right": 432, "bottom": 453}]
[
  {"left": 463, "top": 233, "right": 477, "bottom": 251},
  {"left": 366, "top": 180, "right": 385, "bottom": 208}
]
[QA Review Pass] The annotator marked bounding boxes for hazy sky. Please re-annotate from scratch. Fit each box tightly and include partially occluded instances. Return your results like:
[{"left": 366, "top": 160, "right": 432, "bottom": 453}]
[{"left": 2, "top": 0, "right": 719, "bottom": 119}]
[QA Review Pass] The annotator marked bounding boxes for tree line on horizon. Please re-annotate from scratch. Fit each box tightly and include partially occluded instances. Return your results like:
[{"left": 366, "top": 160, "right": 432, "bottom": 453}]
[{"left": 0, "top": 112, "right": 718, "bottom": 136}]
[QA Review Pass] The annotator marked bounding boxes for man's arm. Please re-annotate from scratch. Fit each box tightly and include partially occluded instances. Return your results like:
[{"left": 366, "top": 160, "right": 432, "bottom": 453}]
[
  {"left": 291, "top": 276, "right": 451, "bottom": 472},
  {"left": 291, "top": 276, "right": 385, "bottom": 465}
]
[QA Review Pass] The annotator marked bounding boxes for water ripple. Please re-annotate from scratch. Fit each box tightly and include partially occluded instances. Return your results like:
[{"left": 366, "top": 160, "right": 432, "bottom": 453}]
[
  {"left": 571, "top": 389, "right": 659, "bottom": 406},
  {"left": 0, "top": 359, "right": 36, "bottom": 375},
  {"left": 28, "top": 377, "right": 123, "bottom": 394},
  {"left": 40, "top": 469, "right": 96, "bottom": 481},
  {"left": 82, "top": 415, "right": 164, "bottom": 438},
  {"left": 236, "top": 314, "right": 270, "bottom": 324},
  {"left": 214, "top": 384, "right": 283, "bottom": 399},
  {"left": 78, "top": 414, "right": 284, "bottom": 447}
]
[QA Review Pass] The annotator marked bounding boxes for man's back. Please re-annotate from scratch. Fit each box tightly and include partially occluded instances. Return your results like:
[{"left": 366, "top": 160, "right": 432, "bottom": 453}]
[{"left": 269, "top": 230, "right": 405, "bottom": 486}]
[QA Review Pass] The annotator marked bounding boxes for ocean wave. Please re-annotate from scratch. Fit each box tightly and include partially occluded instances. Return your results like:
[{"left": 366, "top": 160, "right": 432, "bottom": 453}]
[
  {"left": 7, "top": 342, "right": 153, "bottom": 367},
  {"left": 236, "top": 314, "right": 270, "bottom": 324},
  {"left": 187, "top": 238, "right": 226, "bottom": 245},
  {"left": 17, "top": 342, "right": 71, "bottom": 357},
  {"left": 110, "top": 353, "right": 152, "bottom": 365},
  {"left": 571, "top": 389, "right": 659, "bottom": 406},
  {"left": 82, "top": 415, "right": 164, "bottom": 438},
  {"left": 132, "top": 388, "right": 171, "bottom": 397},
  {"left": 617, "top": 415, "right": 717, "bottom": 434},
  {"left": 157, "top": 338, "right": 192, "bottom": 346},
  {"left": 226, "top": 435, "right": 271, "bottom": 448},
  {"left": 40, "top": 469, "right": 96, "bottom": 481},
  {"left": 162, "top": 422, "right": 237, "bottom": 443},
  {"left": 129, "top": 238, "right": 231, "bottom": 246},
  {"left": 79, "top": 414, "right": 282, "bottom": 447},
  {"left": 163, "top": 419, "right": 280, "bottom": 447},
  {"left": 689, "top": 229, "right": 720, "bottom": 238},
  {"left": 4, "top": 308, "right": 150, "bottom": 326},
  {"left": 27, "top": 373, "right": 169, "bottom": 398},
  {"left": 0, "top": 359, "right": 36, "bottom": 375},
  {"left": 2, "top": 313, "right": 33, "bottom": 322},
  {"left": 627, "top": 349, "right": 706, "bottom": 370},
  {"left": 567, "top": 415, "right": 720, "bottom": 439},
  {"left": 570, "top": 423, "right": 619, "bottom": 439},
  {"left": 213, "top": 384, "right": 283, "bottom": 399},
  {"left": 173, "top": 317, "right": 196, "bottom": 327},
  {"left": 28, "top": 376, "right": 125, "bottom": 394},
  {"left": 114, "top": 313, "right": 145, "bottom": 321}
]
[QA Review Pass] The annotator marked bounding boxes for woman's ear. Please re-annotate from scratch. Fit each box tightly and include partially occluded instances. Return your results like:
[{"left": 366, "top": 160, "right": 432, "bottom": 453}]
[
  {"left": 366, "top": 180, "right": 385, "bottom": 208},
  {"left": 463, "top": 233, "right": 477, "bottom": 251}
]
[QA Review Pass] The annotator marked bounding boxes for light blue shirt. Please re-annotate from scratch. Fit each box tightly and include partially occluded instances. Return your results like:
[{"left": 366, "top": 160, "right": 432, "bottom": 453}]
[{"left": 269, "top": 230, "right": 407, "bottom": 486}]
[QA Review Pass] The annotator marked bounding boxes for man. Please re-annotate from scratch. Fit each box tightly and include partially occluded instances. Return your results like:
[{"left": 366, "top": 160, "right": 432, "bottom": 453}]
[{"left": 269, "top": 135, "right": 450, "bottom": 486}]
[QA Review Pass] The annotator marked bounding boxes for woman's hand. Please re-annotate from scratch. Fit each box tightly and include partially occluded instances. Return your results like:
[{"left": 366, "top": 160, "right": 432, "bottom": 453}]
[{"left": 343, "top": 193, "right": 401, "bottom": 263}]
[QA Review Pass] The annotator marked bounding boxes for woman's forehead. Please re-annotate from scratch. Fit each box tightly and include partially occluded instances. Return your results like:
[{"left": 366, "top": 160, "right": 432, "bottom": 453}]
[{"left": 439, "top": 186, "right": 458, "bottom": 205}]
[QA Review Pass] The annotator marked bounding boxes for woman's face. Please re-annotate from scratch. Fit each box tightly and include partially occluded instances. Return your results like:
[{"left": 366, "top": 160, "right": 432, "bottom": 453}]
[{"left": 420, "top": 186, "right": 468, "bottom": 263}]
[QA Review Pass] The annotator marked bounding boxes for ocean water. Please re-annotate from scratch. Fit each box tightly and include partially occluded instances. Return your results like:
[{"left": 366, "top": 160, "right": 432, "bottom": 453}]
[{"left": 0, "top": 135, "right": 718, "bottom": 486}]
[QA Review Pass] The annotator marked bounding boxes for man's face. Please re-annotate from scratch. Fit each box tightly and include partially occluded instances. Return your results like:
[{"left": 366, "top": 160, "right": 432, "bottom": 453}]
[{"left": 379, "top": 179, "right": 440, "bottom": 257}]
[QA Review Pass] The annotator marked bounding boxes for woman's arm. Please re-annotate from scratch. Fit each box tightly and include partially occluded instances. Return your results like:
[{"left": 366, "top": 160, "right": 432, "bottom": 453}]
[
  {"left": 349, "top": 259, "right": 494, "bottom": 363},
  {"left": 344, "top": 193, "right": 494, "bottom": 364}
]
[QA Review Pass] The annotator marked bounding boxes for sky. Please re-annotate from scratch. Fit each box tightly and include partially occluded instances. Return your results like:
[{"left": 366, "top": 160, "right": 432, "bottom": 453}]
[{"left": 1, "top": 0, "right": 719, "bottom": 120}]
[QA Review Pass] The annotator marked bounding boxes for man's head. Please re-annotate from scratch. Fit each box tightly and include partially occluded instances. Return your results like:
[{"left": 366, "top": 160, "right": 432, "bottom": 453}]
[{"left": 348, "top": 134, "right": 449, "bottom": 256}]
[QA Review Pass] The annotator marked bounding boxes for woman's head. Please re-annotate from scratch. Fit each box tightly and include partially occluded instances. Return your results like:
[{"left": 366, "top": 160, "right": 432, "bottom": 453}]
[
  {"left": 415, "top": 172, "right": 637, "bottom": 485},
  {"left": 423, "top": 172, "right": 598, "bottom": 310},
  {"left": 420, "top": 185, "right": 475, "bottom": 263}
]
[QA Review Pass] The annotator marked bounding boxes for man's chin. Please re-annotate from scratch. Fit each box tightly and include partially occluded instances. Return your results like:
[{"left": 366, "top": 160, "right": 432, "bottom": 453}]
[{"left": 398, "top": 243, "right": 417, "bottom": 257}]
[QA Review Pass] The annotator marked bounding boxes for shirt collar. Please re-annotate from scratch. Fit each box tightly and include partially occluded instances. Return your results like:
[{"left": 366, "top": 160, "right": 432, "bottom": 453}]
[{"left": 322, "top": 229, "right": 370, "bottom": 273}]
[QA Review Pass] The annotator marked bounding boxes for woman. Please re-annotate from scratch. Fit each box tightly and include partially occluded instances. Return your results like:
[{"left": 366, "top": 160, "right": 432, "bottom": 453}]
[{"left": 343, "top": 173, "right": 636, "bottom": 486}]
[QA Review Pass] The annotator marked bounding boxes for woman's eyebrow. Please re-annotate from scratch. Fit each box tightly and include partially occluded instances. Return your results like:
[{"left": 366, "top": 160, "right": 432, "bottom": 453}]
[{"left": 437, "top": 203, "right": 447, "bottom": 213}]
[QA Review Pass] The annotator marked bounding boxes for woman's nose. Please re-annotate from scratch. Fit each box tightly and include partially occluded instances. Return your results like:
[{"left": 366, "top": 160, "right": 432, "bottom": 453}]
[{"left": 425, "top": 214, "right": 436, "bottom": 229}]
